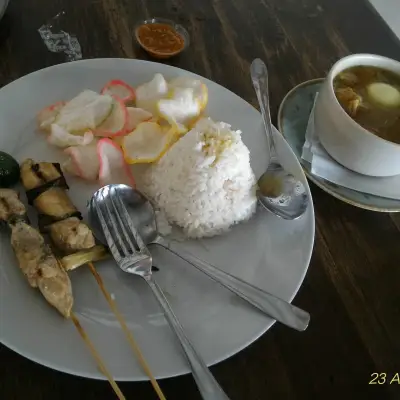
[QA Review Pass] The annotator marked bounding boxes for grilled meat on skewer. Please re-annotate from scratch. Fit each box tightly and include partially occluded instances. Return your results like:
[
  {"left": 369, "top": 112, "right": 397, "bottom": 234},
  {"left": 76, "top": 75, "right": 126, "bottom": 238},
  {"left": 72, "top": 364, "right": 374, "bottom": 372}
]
[
  {"left": 19, "top": 159, "right": 157, "bottom": 269},
  {"left": 1, "top": 178, "right": 125, "bottom": 397},
  {"left": 19, "top": 159, "right": 157, "bottom": 272},
  {"left": 10, "top": 221, "right": 73, "bottom": 317},
  {"left": 20, "top": 159, "right": 79, "bottom": 227},
  {"left": 0, "top": 189, "right": 73, "bottom": 318},
  {"left": 18, "top": 159, "right": 162, "bottom": 396},
  {"left": 49, "top": 217, "right": 95, "bottom": 253},
  {"left": 20, "top": 158, "right": 109, "bottom": 271},
  {"left": 0, "top": 188, "right": 27, "bottom": 223},
  {"left": 20, "top": 159, "right": 64, "bottom": 188},
  {"left": 20, "top": 159, "right": 96, "bottom": 253}
]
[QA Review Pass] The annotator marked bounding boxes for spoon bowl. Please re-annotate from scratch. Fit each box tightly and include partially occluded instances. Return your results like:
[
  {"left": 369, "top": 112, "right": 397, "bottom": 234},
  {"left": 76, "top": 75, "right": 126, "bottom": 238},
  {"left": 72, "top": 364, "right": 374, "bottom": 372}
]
[
  {"left": 257, "top": 164, "right": 309, "bottom": 220},
  {"left": 88, "top": 185, "right": 160, "bottom": 245}
]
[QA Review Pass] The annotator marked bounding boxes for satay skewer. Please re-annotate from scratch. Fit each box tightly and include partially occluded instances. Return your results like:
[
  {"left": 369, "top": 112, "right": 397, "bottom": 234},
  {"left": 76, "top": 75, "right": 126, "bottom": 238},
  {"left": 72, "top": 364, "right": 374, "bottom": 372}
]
[
  {"left": 71, "top": 312, "right": 125, "bottom": 400},
  {"left": 20, "top": 159, "right": 165, "bottom": 400},
  {"left": 0, "top": 188, "right": 125, "bottom": 400},
  {"left": 87, "top": 262, "right": 166, "bottom": 400}
]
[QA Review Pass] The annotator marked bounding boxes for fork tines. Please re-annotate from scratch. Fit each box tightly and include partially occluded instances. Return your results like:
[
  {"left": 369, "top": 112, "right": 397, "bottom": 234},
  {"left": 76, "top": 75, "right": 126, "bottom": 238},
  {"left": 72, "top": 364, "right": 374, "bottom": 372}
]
[{"left": 93, "top": 186, "right": 150, "bottom": 265}]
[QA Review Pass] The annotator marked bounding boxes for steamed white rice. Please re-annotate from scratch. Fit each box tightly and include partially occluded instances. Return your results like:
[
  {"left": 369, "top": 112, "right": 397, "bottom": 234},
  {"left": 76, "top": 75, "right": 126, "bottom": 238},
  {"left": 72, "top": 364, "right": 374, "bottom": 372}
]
[{"left": 141, "top": 117, "right": 257, "bottom": 238}]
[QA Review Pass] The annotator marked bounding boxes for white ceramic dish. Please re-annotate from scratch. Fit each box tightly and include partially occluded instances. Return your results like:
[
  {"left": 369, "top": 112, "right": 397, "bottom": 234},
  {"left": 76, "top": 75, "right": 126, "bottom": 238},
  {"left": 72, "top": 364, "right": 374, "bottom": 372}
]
[
  {"left": 314, "top": 53, "right": 400, "bottom": 177},
  {"left": 0, "top": 58, "right": 314, "bottom": 381}
]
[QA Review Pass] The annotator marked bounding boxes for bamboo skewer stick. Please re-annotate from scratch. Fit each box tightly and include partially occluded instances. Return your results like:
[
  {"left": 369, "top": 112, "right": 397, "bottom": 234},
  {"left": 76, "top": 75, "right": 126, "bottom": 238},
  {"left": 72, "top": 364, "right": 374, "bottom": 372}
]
[
  {"left": 87, "top": 262, "right": 166, "bottom": 400},
  {"left": 0, "top": 191, "right": 124, "bottom": 399},
  {"left": 19, "top": 160, "right": 165, "bottom": 400},
  {"left": 71, "top": 312, "right": 126, "bottom": 400}
]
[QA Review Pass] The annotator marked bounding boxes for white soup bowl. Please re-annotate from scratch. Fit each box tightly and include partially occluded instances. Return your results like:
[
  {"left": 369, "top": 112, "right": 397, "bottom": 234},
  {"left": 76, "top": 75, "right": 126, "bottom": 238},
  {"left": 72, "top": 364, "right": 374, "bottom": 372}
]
[{"left": 314, "top": 53, "right": 400, "bottom": 177}]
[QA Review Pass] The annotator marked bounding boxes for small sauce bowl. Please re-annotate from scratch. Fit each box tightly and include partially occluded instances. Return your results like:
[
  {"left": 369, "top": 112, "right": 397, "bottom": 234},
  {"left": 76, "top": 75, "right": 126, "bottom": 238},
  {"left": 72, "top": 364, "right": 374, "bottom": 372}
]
[{"left": 135, "top": 18, "right": 190, "bottom": 59}]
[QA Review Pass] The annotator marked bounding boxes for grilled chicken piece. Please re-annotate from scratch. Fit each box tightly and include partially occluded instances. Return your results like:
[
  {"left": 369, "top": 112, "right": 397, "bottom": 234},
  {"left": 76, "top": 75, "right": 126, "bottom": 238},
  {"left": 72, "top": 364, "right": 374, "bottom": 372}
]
[
  {"left": 20, "top": 159, "right": 78, "bottom": 222},
  {"left": 20, "top": 158, "right": 106, "bottom": 274},
  {"left": 10, "top": 220, "right": 44, "bottom": 287},
  {"left": 34, "top": 188, "right": 78, "bottom": 221},
  {"left": 0, "top": 189, "right": 27, "bottom": 222},
  {"left": 20, "top": 159, "right": 61, "bottom": 190},
  {"left": 20, "top": 158, "right": 97, "bottom": 254},
  {"left": 49, "top": 217, "right": 95, "bottom": 253},
  {"left": 10, "top": 220, "right": 73, "bottom": 318}
]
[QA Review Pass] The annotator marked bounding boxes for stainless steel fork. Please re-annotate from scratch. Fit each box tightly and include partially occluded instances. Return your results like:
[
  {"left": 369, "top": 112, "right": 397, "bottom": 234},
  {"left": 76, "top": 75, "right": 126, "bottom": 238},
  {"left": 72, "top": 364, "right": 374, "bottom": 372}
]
[{"left": 92, "top": 185, "right": 230, "bottom": 400}]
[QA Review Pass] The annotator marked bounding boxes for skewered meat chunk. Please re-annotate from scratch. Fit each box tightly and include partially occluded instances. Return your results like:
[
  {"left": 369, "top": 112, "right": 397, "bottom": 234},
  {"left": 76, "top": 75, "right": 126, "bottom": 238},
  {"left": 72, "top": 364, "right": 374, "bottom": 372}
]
[
  {"left": 19, "top": 158, "right": 106, "bottom": 273},
  {"left": 0, "top": 189, "right": 26, "bottom": 222},
  {"left": 20, "top": 159, "right": 62, "bottom": 190},
  {"left": 10, "top": 220, "right": 46, "bottom": 287},
  {"left": 19, "top": 159, "right": 96, "bottom": 250},
  {"left": 10, "top": 220, "right": 73, "bottom": 318},
  {"left": 49, "top": 217, "right": 95, "bottom": 253},
  {"left": 20, "top": 159, "right": 78, "bottom": 223},
  {"left": 34, "top": 188, "right": 78, "bottom": 221},
  {"left": 35, "top": 256, "right": 73, "bottom": 318},
  {"left": 1, "top": 187, "right": 74, "bottom": 318}
]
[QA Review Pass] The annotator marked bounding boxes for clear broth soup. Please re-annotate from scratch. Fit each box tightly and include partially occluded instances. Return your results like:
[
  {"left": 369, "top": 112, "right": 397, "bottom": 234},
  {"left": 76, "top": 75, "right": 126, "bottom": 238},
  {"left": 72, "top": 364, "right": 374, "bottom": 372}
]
[{"left": 333, "top": 65, "right": 400, "bottom": 144}]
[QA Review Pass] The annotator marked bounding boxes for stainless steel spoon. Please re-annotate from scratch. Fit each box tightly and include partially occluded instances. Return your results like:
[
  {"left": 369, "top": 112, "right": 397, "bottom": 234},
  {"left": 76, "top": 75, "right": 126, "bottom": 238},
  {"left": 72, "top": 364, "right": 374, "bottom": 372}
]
[
  {"left": 251, "top": 58, "right": 309, "bottom": 220},
  {"left": 88, "top": 184, "right": 310, "bottom": 332}
]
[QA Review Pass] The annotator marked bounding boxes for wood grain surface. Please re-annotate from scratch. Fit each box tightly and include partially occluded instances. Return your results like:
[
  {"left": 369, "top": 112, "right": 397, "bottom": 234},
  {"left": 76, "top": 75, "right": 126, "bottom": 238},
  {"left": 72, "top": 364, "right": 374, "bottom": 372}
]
[{"left": 1, "top": 0, "right": 400, "bottom": 399}]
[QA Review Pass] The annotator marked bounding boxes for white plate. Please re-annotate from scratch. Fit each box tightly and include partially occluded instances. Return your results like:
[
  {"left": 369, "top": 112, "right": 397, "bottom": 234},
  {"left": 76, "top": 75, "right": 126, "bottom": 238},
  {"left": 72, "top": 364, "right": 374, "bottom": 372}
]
[{"left": 0, "top": 59, "right": 315, "bottom": 381}]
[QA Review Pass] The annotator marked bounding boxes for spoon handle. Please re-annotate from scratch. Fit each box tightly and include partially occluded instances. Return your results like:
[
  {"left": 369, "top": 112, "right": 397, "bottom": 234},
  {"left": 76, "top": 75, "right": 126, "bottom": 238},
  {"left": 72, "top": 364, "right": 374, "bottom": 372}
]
[
  {"left": 145, "top": 277, "right": 230, "bottom": 400},
  {"left": 250, "top": 58, "right": 277, "bottom": 160},
  {"left": 157, "top": 240, "right": 310, "bottom": 331}
]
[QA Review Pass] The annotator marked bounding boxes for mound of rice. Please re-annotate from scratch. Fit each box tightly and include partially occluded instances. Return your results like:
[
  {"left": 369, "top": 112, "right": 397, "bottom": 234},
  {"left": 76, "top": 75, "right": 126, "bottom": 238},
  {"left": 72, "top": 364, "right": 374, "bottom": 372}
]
[{"left": 141, "top": 117, "right": 257, "bottom": 238}]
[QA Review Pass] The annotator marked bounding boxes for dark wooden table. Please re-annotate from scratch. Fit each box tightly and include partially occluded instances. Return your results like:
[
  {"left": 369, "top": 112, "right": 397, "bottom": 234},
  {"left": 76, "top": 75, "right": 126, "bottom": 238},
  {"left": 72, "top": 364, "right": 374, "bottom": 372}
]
[{"left": 1, "top": 0, "right": 400, "bottom": 399}]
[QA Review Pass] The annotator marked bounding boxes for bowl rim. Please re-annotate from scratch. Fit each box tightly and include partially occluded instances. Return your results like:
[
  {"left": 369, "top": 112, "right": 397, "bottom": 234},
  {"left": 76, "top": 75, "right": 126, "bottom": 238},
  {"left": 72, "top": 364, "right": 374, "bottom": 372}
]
[
  {"left": 134, "top": 17, "right": 190, "bottom": 56},
  {"left": 324, "top": 53, "right": 400, "bottom": 149}
]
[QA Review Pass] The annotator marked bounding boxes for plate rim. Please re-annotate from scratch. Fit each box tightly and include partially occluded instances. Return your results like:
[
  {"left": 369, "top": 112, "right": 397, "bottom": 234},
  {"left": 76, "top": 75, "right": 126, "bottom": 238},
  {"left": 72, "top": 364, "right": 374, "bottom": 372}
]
[
  {"left": 277, "top": 78, "right": 400, "bottom": 213},
  {"left": 0, "top": 58, "right": 315, "bottom": 381}
]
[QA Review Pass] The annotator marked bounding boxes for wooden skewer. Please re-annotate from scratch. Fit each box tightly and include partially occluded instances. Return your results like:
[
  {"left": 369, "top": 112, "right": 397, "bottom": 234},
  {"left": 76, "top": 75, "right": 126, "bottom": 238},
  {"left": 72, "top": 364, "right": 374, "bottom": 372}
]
[
  {"left": 87, "top": 262, "right": 166, "bottom": 400},
  {"left": 19, "top": 160, "right": 163, "bottom": 398},
  {"left": 71, "top": 311, "right": 126, "bottom": 400},
  {"left": 0, "top": 195, "right": 125, "bottom": 399}
]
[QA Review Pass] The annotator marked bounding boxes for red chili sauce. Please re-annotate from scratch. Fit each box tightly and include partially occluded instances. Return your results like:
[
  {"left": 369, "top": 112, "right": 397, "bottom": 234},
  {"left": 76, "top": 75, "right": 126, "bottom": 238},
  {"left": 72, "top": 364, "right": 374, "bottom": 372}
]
[{"left": 136, "top": 23, "right": 185, "bottom": 57}]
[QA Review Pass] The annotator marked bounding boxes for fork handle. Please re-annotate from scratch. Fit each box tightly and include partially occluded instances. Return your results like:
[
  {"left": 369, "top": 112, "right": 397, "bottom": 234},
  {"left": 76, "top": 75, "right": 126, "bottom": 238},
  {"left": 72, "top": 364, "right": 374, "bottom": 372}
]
[
  {"left": 156, "top": 239, "right": 310, "bottom": 331},
  {"left": 145, "top": 278, "right": 230, "bottom": 400}
]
